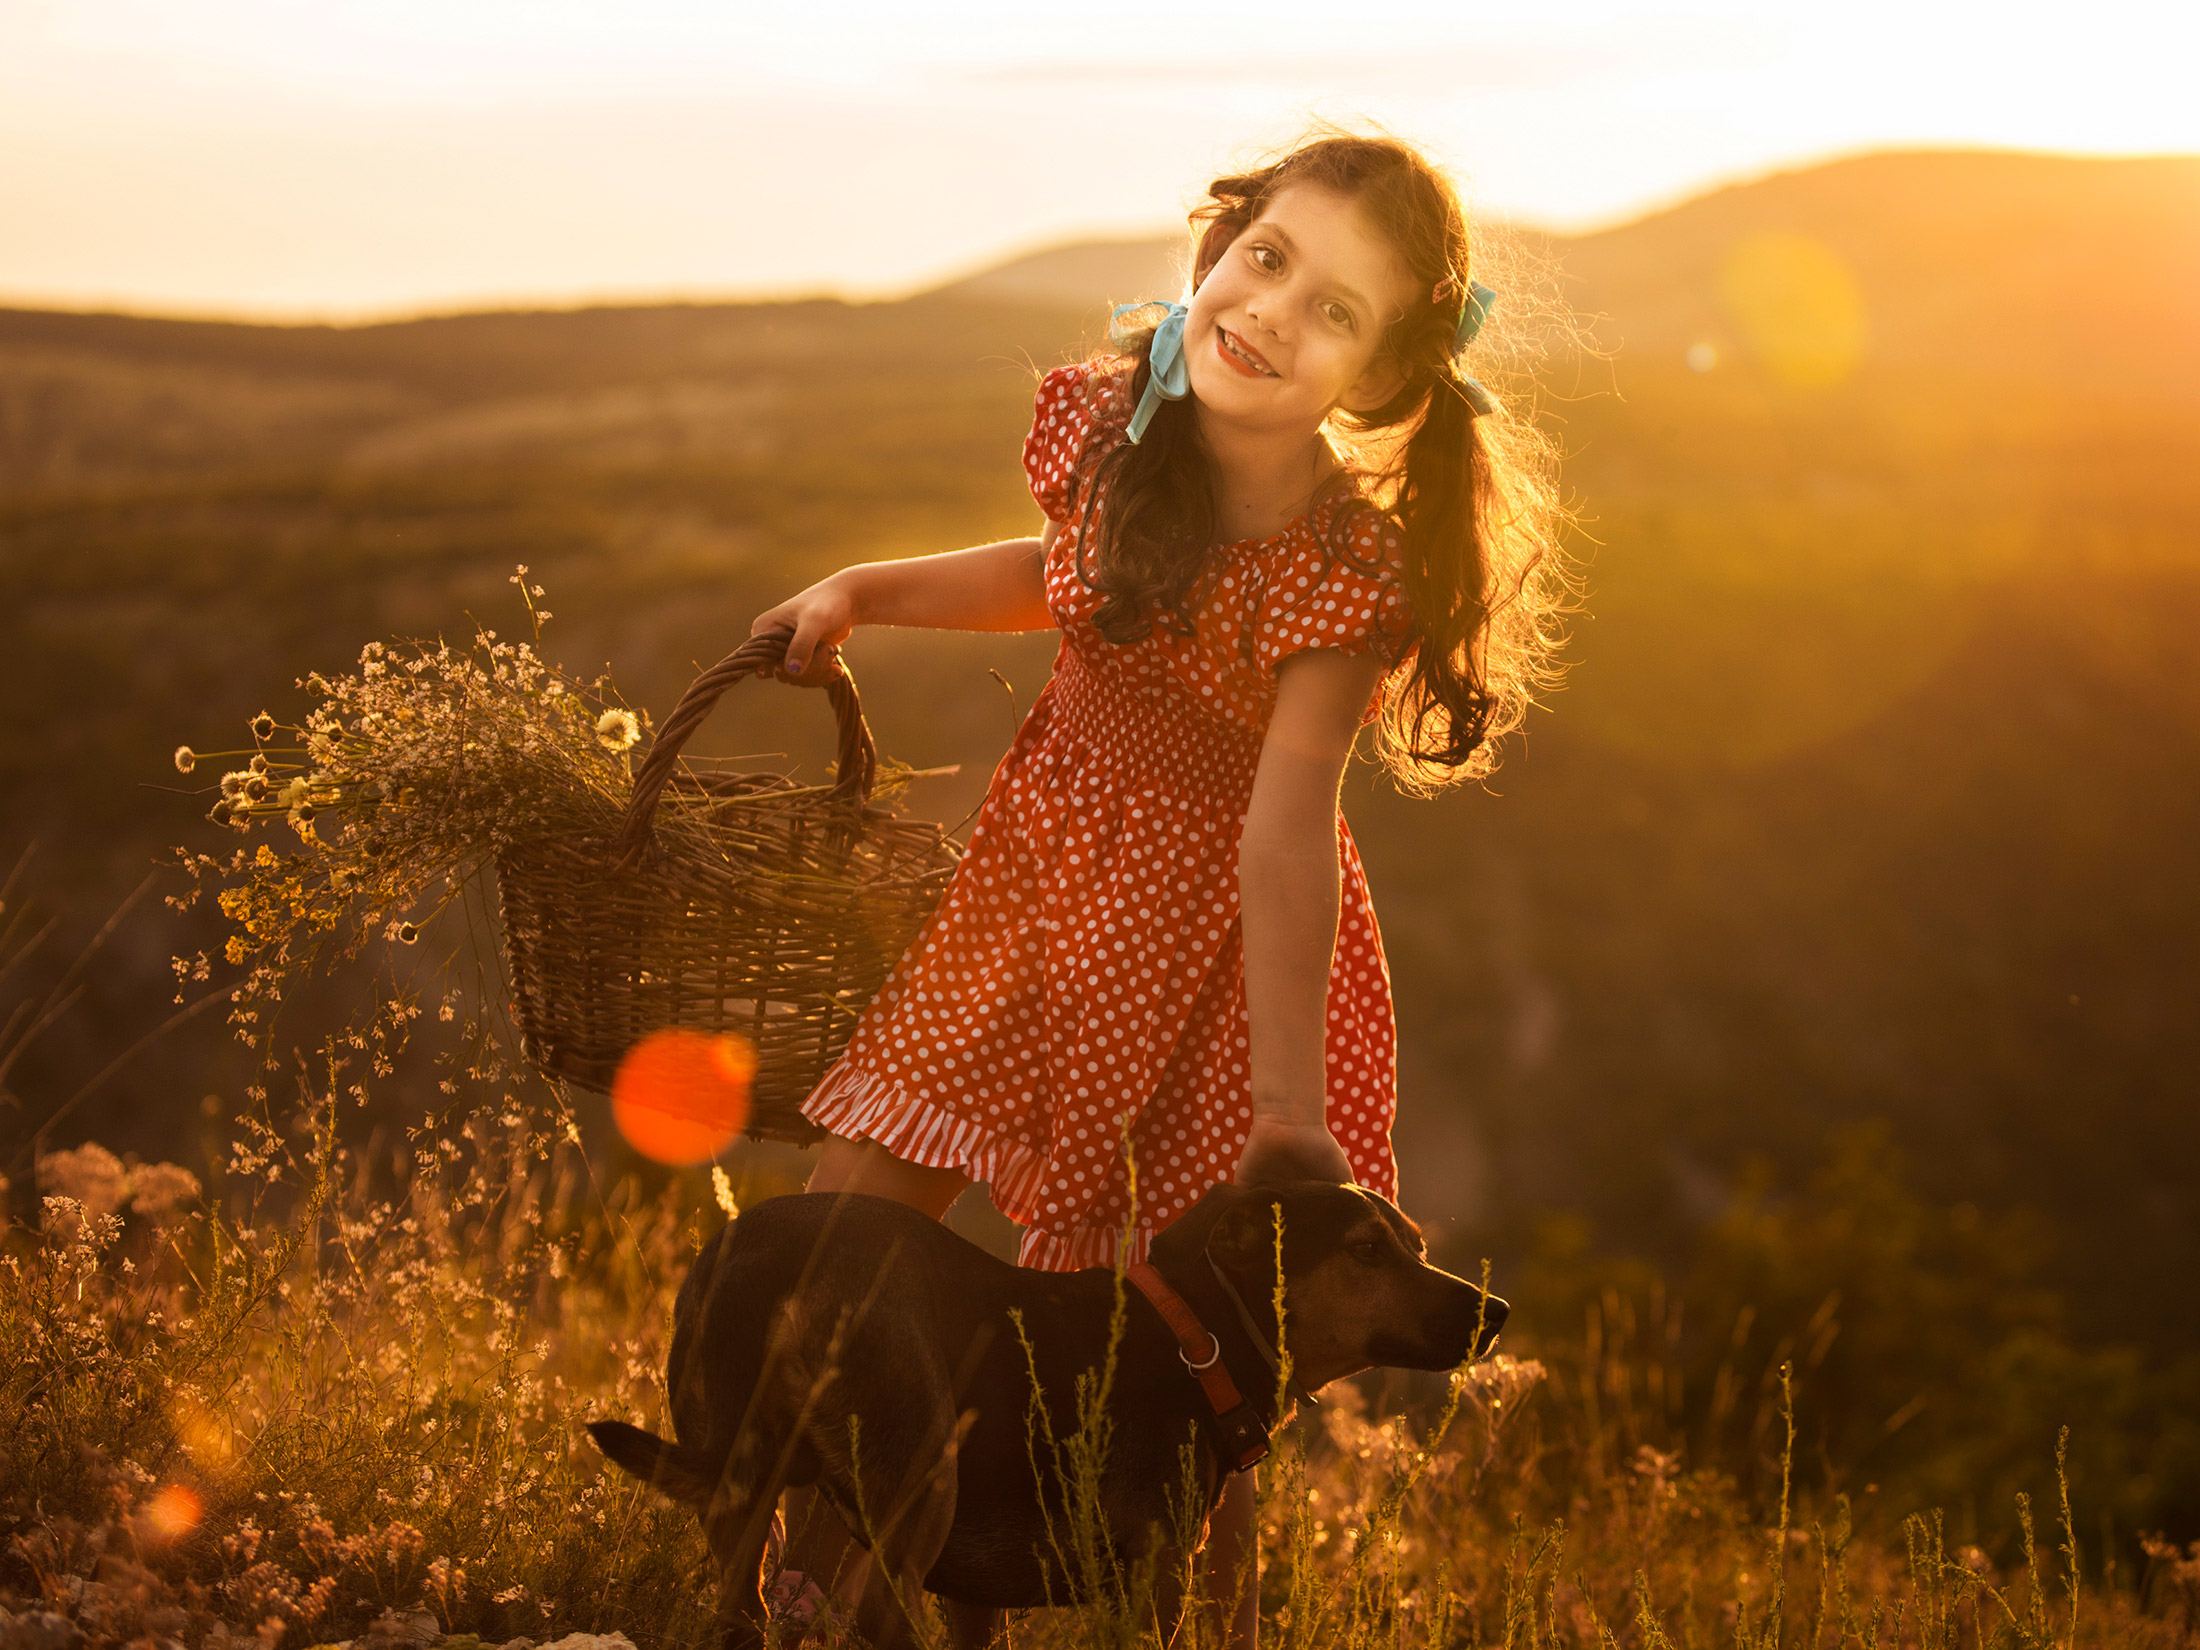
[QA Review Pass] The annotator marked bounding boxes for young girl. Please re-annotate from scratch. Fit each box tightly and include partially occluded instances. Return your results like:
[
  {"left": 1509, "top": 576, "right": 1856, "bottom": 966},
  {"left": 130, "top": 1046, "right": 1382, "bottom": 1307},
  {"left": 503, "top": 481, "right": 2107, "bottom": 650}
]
[{"left": 755, "top": 131, "right": 1562, "bottom": 1643}]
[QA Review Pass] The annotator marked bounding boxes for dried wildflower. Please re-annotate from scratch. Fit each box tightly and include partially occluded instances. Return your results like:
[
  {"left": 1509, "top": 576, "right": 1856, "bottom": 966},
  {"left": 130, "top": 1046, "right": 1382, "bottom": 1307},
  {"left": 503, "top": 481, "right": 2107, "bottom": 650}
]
[
  {"left": 174, "top": 745, "right": 197, "bottom": 774},
  {"left": 39, "top": 1142, "right": 127, "bottom": 1219},
  {"left": 128, "top": 1161, "right": 202, "bottom": 1220},
  {"left": 244, "top": 775, "right": 269, "bottom": 802},
  {"left": 208, "top": 800, "right": 233, "bottom": 825},
  {"left": 252, "top": 712, "right": 276, "bottom": 741},
  {"left": 221, "top": 771, "right": 247, "bottom": 799},
  {"left": 249, "top": 753, "right": 269, "bottom": 776},
  {"left": 397, "top": 922, "right": 419, "bottom": 945},
  {"left": 594, "top": 708, "right": 640, "bottom": 752}
]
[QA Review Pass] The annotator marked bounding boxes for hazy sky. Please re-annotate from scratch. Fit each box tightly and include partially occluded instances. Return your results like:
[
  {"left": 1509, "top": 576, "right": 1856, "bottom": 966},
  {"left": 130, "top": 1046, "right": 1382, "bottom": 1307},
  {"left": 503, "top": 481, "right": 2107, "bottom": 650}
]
[{"left": 2, "top": 0, "right": 2192, "bottom": 319}]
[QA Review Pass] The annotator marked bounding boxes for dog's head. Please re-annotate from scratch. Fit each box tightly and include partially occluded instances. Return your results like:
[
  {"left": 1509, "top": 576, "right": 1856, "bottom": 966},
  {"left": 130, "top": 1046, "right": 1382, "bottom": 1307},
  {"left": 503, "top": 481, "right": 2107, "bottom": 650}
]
[{"left": 1149, "top": 1182, "right": 1507, "bottom": 1394}]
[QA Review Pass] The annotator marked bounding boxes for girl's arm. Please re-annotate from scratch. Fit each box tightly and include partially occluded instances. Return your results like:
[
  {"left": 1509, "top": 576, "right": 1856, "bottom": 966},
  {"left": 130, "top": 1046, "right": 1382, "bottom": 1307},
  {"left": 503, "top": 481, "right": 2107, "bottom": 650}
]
[
  {"left": 1234, "top": 647, "right": 1390, "bottom": 1188},
  {"left": 754, "top": 526, "right": 1059, "bottom": 680}
]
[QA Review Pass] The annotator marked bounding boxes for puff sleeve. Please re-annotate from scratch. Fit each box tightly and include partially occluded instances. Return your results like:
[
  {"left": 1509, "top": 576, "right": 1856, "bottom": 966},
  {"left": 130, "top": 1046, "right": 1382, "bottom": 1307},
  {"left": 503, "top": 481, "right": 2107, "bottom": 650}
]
[
  {"left": 1254, "top": 506, "right": 1416, "bottom": 674},
  {"left": 1021, "top": 363, "right": 1113, "bottom": 524}
]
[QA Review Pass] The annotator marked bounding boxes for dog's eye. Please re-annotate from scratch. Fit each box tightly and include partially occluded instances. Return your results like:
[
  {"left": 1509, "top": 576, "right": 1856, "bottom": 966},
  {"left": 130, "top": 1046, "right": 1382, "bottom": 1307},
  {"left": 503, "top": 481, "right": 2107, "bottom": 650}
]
[{"left": 1347, "top": 1240, "right": 1385, "bottom": 1264}]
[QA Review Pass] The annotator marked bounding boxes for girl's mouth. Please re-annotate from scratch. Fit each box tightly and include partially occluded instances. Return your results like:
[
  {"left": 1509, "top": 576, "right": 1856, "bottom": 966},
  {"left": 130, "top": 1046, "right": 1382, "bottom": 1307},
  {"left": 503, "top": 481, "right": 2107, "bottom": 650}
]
[{"left": 1215, "top": 326, "right": 1280, "bottom": 379}]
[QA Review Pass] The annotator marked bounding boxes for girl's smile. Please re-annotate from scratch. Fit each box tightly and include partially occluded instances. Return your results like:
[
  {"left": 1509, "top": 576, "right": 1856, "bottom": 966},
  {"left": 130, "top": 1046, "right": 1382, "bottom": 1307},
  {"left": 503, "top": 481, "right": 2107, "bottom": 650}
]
[{"left": 1216, "top": 326, "right": 1280, "bottom": 378}]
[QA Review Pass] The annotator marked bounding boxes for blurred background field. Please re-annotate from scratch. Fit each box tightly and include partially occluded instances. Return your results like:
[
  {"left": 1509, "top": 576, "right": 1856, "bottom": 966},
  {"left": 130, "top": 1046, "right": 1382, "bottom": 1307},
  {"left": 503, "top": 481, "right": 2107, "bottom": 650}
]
[{"left": 4, "top": 140, "right": 2200, "bottom": 1596}]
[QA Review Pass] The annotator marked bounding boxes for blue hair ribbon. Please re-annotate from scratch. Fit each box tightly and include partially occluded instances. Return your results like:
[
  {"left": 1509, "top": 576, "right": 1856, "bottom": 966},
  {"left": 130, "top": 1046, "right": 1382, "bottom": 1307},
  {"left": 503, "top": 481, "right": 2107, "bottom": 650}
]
[
  {"left": 1454, "top": 280, "right": 1500, "bottom": 418},
  {"left": 1112, "top": 299, "right": 1190, "bottom": 444}
]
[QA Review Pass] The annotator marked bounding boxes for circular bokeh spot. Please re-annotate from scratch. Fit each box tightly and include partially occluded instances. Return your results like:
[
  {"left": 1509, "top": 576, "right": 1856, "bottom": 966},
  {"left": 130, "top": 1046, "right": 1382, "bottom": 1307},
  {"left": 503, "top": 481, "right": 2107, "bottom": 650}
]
[
  {"left": 1719, "top": 232, "right": 1866, "bottom": 388},
  {"left": 611, "top": 1029, "right": 756, "bottom": 1165},
  {"left": 146, "top": 1484, "right": 203, "bottom": 1539}
]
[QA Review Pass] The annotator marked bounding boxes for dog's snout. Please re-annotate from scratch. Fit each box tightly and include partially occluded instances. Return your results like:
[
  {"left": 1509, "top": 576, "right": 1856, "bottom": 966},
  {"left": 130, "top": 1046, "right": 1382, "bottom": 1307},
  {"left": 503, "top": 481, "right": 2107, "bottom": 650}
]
[
  {"left": 1472, "top": 1291, "right": 1510, "bottom": 1357},
  {"left": 1385, "top": 1279, "right": 1514, "bottom": 1372}
]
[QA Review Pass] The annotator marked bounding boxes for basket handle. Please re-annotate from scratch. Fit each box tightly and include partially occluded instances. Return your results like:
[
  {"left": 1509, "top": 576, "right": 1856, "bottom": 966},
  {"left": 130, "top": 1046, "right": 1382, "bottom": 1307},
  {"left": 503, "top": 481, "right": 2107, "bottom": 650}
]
[{"left": 614, "top": 629, "right": 877, "bottom": 860}]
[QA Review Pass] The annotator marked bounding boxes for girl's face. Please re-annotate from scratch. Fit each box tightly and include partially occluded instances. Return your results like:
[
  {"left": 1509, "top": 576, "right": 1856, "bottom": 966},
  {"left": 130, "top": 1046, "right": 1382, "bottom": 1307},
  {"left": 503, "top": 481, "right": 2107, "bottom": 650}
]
[{"left": 1183, "top": 182, "right": 1419, "bottom": 439}]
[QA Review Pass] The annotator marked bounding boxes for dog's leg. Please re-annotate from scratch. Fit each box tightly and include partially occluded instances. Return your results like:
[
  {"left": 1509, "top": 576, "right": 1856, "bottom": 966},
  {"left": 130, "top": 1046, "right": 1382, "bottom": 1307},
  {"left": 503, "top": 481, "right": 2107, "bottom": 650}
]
[
  {"left": 844, "top": 1406, "right": 961, "bottom": 1650},
  {"left": 701, "top": 1490, "right": 775, "bottom": 1650},
  {"left": 700, "top": 1422, "right": 801, "bottom": 1650},
  {"left": 939, "top": 1598, "right": 1003, "bottom": 1650}
]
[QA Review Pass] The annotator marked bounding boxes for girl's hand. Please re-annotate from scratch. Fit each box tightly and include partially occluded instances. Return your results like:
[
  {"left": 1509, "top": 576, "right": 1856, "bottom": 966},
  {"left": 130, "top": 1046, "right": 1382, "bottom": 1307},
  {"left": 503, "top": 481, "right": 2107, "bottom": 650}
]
[
  {"left": 1235, "top": 1117, "right": 1355, "bottom": 1187},
  {"left": 752, "top": 576, "right": 856, "bottom": 684}
]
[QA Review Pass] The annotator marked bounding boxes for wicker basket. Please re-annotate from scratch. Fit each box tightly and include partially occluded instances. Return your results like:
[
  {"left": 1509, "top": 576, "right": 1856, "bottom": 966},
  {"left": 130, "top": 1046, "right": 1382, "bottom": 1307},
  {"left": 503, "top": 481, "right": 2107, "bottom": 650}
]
[{"left": 496, "top": 632, "right": 958, "bottom": 1142}]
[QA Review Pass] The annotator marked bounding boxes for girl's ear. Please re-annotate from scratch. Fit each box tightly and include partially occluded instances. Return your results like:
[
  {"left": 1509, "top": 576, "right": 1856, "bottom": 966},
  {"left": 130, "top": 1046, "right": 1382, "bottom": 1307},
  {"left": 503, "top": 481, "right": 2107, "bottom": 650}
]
[{"left": 1339, "top": 353, "right": 1409, "bottom": 415}]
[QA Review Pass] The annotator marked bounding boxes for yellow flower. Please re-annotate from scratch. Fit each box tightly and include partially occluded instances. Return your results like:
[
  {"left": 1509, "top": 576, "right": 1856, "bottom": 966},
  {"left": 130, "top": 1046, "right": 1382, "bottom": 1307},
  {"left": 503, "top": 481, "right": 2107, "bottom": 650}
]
[
  {"left": 594, "top": 708, "right": 641, "bottom": 752},
  {"left": 174, "top": 746, "right": 197, "bottom": 774}
]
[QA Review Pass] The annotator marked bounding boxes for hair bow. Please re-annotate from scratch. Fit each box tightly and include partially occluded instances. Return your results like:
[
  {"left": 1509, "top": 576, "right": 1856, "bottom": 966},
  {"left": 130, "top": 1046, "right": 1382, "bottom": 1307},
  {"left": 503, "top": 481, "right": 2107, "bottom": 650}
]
[
  {"left": 1112, "top": 299, "right": 1190, "bottom": 444},
  {"left": 1452, "top": 280, "right": 1501, "bottom": 418}
]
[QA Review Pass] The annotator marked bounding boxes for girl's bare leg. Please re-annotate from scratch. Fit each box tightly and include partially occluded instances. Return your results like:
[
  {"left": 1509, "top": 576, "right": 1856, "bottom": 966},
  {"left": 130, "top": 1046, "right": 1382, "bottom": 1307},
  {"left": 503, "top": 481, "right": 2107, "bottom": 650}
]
[
  {"left": 808, "top": 1134, "right": 972, "bottom": 1215},
  {"left": 1204, "top": 1472, "right": 1260, "bottom": 1650},
  {"left": 778, "top": 1136, "right": 973, "bottom": 1621}
]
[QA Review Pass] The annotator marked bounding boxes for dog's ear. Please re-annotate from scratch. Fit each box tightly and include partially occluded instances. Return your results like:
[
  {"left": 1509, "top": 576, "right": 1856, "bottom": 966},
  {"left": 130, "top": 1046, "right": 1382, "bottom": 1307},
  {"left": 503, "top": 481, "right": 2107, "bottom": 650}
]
[
  {"left": 1205, "top": 1190, "right": 1289, "bottom": 1279},
  {"left": 1149, "top": 1181, "right": 1259, "bottom": 1271}
]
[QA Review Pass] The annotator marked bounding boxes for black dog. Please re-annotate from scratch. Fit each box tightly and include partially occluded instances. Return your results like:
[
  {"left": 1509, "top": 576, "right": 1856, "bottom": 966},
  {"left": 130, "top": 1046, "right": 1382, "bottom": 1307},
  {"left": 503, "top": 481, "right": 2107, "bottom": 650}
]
[{"left": 590, "top": 1181, "right": 1505, "bottom": 1650}]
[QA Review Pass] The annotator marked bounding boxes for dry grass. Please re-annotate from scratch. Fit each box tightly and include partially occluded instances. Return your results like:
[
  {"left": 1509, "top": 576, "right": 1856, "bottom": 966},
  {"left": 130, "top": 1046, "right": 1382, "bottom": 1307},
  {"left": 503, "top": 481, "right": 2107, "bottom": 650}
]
[{"left": 6, "top": 1096, "right": 2197, "bottom": 1650}]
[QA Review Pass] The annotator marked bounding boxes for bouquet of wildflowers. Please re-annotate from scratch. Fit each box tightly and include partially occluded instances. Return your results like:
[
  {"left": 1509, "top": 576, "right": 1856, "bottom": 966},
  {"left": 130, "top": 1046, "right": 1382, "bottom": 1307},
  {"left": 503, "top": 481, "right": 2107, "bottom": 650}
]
[
  {"left": 170, "top": 570, "right": 650, "bottom": 1063},
  {"left": 173, "top": 568, "right": 957, "bottom": 1131}
]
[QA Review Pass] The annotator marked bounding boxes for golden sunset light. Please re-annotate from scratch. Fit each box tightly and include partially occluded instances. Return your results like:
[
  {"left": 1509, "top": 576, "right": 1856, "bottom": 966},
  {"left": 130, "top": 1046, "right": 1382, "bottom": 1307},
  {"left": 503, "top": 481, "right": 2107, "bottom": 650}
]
[
  {"left": 6, "top": 3, "right": 2198, "bottom": 1646},
  {"left": 2, "top": 0, "right": 2192, "bottom": 318}
]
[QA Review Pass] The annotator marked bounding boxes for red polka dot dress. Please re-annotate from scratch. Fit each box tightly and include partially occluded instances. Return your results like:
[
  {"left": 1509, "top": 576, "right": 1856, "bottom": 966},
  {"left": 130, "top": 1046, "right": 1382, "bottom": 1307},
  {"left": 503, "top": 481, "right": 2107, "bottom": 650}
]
[{"left": 803, "top": 361, "right": 1415, "bottom": 1270}]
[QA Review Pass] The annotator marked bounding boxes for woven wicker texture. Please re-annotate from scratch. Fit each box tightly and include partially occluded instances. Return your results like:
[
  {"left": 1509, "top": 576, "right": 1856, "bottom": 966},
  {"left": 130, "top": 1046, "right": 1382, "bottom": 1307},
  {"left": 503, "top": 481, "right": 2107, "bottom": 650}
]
[{"left": 497, "top": 632, "right": 958, "bottom": 1141}]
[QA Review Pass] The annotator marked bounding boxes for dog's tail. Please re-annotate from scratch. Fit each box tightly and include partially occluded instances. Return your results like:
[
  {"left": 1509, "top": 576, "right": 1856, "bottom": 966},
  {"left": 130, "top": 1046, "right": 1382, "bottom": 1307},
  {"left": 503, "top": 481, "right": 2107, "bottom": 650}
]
[{"left": 586, "top": 1420, "right": 717, "bottom": 1504}]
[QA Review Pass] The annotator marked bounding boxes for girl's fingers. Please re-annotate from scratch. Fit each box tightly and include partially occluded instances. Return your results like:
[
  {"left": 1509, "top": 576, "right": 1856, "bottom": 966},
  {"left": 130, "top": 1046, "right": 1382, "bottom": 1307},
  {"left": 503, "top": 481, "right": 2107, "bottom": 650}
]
[
  {"left": 784, "top": 615, "right": 848, "bottom": 682},
  {"left": 784, "top": 619, "right": 824, "bottom": 678}
]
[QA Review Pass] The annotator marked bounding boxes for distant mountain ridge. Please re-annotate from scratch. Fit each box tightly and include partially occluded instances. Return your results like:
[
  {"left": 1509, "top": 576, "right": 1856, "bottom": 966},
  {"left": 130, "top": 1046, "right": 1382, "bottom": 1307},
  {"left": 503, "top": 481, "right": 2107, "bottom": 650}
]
[{"left": 927, "top": 236, "right": 1183, "bottom": 310}]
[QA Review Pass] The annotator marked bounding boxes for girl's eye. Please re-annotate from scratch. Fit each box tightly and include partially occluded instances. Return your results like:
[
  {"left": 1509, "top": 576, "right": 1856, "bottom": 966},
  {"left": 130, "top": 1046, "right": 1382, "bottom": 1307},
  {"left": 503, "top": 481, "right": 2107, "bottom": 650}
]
[
  {"left": 1247, "top": 244, "right": 1282, "bottom": 274},
  {"left": 1322, "top": 302, "right": 1355, "bottom": 331}
]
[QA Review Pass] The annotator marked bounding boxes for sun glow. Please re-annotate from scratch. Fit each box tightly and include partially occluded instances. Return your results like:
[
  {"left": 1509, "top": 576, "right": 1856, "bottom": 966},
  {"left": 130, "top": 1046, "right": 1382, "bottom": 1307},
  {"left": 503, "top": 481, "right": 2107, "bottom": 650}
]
[{"left": 1, "top": 2, "right": 2190, "bottom": 319}]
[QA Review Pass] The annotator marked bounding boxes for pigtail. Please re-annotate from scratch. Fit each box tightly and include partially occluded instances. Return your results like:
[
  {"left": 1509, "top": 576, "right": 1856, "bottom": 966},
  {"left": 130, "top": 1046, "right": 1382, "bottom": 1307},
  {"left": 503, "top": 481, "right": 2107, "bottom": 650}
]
[
  {"left": 1377, "top": 360, "right": 1566, "bottom": 791},
  {"left": 1078, "top": 326, "right": 1219, "bottom": 645},
  {"left": 1389, "top": 372, "right": 1498, "bottom": 771}
]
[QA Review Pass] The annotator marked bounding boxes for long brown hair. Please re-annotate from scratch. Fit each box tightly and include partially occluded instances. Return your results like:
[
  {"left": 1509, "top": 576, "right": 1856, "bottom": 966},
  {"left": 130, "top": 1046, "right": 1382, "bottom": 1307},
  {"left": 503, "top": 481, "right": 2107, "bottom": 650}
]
[{"left": 1078, "top": 132, "right": 1569, "bottom": 790}]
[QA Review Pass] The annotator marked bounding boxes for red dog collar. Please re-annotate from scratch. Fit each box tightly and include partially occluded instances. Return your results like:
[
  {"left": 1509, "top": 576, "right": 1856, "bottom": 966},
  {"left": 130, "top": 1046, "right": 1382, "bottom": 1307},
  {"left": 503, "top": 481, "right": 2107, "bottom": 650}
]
[{"left": 1125, "top": 1262, "right": 1272, "bottom": 1473}]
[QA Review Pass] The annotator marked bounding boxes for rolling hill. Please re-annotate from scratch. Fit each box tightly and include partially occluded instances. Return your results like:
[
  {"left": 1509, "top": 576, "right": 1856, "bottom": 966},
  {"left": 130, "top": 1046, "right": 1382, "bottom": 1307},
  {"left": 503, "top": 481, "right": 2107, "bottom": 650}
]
[{"left": 2, "top": 148, "right": 2196, "bottom": 1364}]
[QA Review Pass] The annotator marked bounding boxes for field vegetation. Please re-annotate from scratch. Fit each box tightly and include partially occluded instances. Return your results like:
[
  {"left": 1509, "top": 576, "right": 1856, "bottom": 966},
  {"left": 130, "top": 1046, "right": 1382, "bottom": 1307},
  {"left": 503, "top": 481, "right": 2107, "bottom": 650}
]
[{"left": 3, "top": 147, "right": 2199, "bottom": 1644}]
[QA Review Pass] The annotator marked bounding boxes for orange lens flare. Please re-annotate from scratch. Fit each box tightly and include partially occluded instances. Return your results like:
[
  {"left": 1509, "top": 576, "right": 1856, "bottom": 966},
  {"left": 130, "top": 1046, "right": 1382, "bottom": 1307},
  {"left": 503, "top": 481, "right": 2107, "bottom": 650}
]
[
  {"left": 146, "top": 1484, "right": 203, "bottom": 1539},
  {"left": 611, "top": 1029, "right": 756, "bottom": 1166}
]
